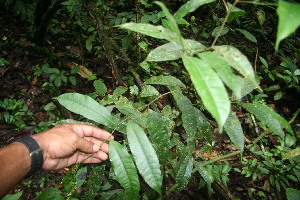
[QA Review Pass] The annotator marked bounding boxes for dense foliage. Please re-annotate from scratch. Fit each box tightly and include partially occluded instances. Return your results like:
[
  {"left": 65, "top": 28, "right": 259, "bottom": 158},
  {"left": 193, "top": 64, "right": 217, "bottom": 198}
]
[{"left": 1, "top": 0, "right": 300, "bottom": 199}]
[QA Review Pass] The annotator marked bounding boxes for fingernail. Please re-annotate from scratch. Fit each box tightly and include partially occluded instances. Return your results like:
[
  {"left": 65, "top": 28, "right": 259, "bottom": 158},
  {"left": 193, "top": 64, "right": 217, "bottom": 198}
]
[{"left": 93, "top": 144, "right": 100, "bottom": 152}]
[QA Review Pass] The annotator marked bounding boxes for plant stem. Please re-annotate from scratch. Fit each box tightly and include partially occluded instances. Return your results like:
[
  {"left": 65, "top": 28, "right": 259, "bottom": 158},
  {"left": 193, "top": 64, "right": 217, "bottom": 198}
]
[
  {"left": 289, "top": 108, "right": 300, "bottom": 124},
  {"left": 211, "top": 0, "right": 239, "bottom": 47},
  {"left": 239, "top": 1, "right": 277, "bottom": 6}
]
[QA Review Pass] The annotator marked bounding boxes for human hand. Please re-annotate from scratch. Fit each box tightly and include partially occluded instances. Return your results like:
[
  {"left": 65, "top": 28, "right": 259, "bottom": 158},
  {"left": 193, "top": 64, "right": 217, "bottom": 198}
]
[{"left": 31, "top": 124, "right": 113, "bottom": 170}]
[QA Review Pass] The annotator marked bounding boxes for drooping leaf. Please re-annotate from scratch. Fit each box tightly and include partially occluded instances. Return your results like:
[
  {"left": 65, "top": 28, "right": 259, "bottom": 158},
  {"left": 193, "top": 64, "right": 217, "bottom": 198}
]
[
  {"left": 236, "top": 29, "right": 257, "bottom": 43},
  {"left": 147, "top": 110, "right": 171, "bottom": 162},
  {"left": 144, "top": 75, "right": 186, "bottom": 89},
  {"left": 140, "top": 85, "right": 159, "bottom": 97},
  {"left": 109, "top": 140, "right": 140, "bottom": 200},
  {"left": 194, "top": 162, "right": 213, "bottom": 186},
  {"left": 276, "top": 0, "right": 300, "bottom": 50},
  {"left": 182, "top": 56, "right": 230, "bottom": 131},
  {"left": 170, "top": 88, "right": 198, "bottom": 141},
  {"left": 242, "top": 103, "right": 285, "bottom": 138},
  {"left": 147, "top": 40, "right": 205, "bottom": 62},
  {"left": 55, "top": 93, "right": 118, "bottom": 128},
  {"left": 224, "top": 111, "right": 244, "bottom": 152},
  {"left": 198, "top": 52, "right": 244, "bottom": 100},
  {"left": 240, "top": 77, "right": 260, "bottom": 97},
  {"left": 126, "top": 122, "right": 162, "bottom": 195},
  {"left": 176, "top": 155, "right": 194, "bottom": 191},
  {"left": 213, "top": 45, "right": 259, "bottom": 89},
  {"left": 155, "top": 1, "right": 181, "bottom": 36},
  {"left": 174, "top": 0, "right": 216, "bottom": 22},
  {"left": 118, "top": 23, "right": 180, "bottom": 43},
  {"left": 286, "top": 188, "right": 300, "bottom": 200}
]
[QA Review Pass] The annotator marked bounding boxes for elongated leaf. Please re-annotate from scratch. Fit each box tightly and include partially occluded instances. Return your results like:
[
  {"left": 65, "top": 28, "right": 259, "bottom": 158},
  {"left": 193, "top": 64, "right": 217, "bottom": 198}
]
[
  {"left": 194, "top": 162, "right": 213, "bottom": 186},
  {"left": 118, "top": 23, "right": 180, "bottom": 43},
  {"left": 227, "top": 2, "right": 245, "bottom": 23},
  {"left": 213, "top": 45, "right": 259, "bottom": 88},
  {"left": 147, "top": 40, "right": 205, "bottom": 62},
  {"left": 236, "top": 29, "right": 257, "bottom": 43},
  {"left": 195, "top": 108, "right": 212, "bottom": 143},
  {"left": 140, "top": 85, "right": 159, "bottom": 97},
  {"left": 283, "top": 148, "right": 300, "bottom": 160},
  {"left": 147, "top": 110, "right": 171, "bottom": 162},
  {"left": 155, "top": 1, "right": 181, "bottom": 36},
  {"left": 170, "top": 88, "right": 198, "bottom": 141},
  {"left": 240, "top": 77, "right": 259, "bottom": 97},
  {"left": 82, "top": 165, "right": 105, "bottom": 200},
  {"left": 174, "top": 0, "right": 216, "bottom": 21},
  {"left": 276, "top": 0, "right": 300, "bottom": 50},
  {"left": 36, "top": 189, "right": 63, "bottom": 200},
  {"left": 198, "top": 52, "right": 244, "bottom": 100},
  {"left": 176, "top": 155, "right": 194, "bottom": 191},
  {"left": 224, "top": 111, "right": 244, "bottom": 152},
  {"left": 242, "top": 103, "right": 285, "bottom": 138},
  {"left": 109, "top": 140, "right": 140, "bottom": 200},
  {"left": 182, "top": 56, "right": 230, "bottom": 130},
  {"left": 55, "top": 93, "right": 117, "bottom": 127},
  {"left": 286, "top": 188, "right": 300, "bottom": 200},
  {"left": 126, "top": 122, "right": 162, "bottom": 194},
  {"left": 144, "top": 75, "right": 186, "bottom": 89},
  {"left": 2, "top": 191, "right": 23, "bottom": 200}
]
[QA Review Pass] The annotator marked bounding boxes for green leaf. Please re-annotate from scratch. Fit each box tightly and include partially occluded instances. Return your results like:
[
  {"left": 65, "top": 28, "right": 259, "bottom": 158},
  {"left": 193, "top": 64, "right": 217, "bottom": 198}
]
[
  {"left": 55, "top": 93, "right": 117, "bottom": 128},
  {"left": 242, "top": 103, "right": 285, "bottom": 138},
  {"left": 2, "top": 191, "right": 23, "bottom": 200},
  {"left": 86, "top": 37, "right": 93, "bottom": 52},
  {"left": 198, "top": 52, "right": 244, "bottom": 100},
  {"left": 276, "top": 0, "right": 300, "bottom": 50},
  {"left": 213, "top": 45, "right": 259, "bottom": 89},
  {"left": 118, "top": 23, "right": 180, "bottom": 43},
  {"left": 176, "top": 155, "right": 194, "bottom": 191},
  {"left": 109, "top": 140, "right": 140, "bottom": 200},
  {"left": 36, "top": 188, "right": 64, "bottom": 200},
  {"left": 236, "top": 29, "right": 257, "bottom": 43},
  {"left": 94, "top": 79, "right": 107, "bottom": 95},
  {"left": 140, "top": 85, "right": 159, "bottom": 97},
  {"left": 170, "top": 88, "right": 198, "bottom": 141},
  {"left": 54, "top": 76, "right": 61, "bottom": 87},
  {"left": 212, "top": 26, "right": 229, "bottom": 37},
  {"left": 126, "top": 122, "right": 162, "bottom": 195},
  {"left": 147, "top": 110, "right": 171, "bottom": 162},
  {"left": 69, "top": 76, "right": 76, "bottom": 85},
  {"left": 283, "top": 148, "right": 300, "bottom": 160},
  {"left": 82, "top": 165, "right": 105, "bottom": 200},
  {"left": 155, "top": 1, "right": 181, "bottom": 36},
  {"left": 144, "top": 75, "right": 186, "bottom": 89},
  {"left": 182, "top": 56, "right": 230, "bottom": 131},
  {"left": 174, "top": 0, "right": 216, "bottom": 22},
  {"left": 194, "top": 162, "right": 213, "bottom": 186},
  {"left": 274, "top": 91, "right": 283, "bottom": 101},
  {"left": 286, "top": 188, "right": 300, "bottom": 200},
  {"left": 227, "top": 2, "right": 245, "bottom": 23},
  {"left": 195, "top": 108, "right": 212, "bottom": 143},
  {"left": 147, "top": 40, "right": 205, "bottom": 62},
  {"left": 224, "top": 111, "right": 244, "bottom": 152}
]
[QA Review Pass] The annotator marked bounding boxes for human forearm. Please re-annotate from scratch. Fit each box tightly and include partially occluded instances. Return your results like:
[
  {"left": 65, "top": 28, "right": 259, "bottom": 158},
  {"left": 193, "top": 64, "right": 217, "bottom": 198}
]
[{"left": 0, "top": 142, "right": 31, "bottom": 198}]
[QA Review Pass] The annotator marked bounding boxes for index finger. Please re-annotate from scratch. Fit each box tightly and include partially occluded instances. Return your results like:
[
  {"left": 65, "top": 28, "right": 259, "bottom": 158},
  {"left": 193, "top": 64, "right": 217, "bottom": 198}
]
[{"left": 70, "top": 124, "right": 114, "bottom": 141}]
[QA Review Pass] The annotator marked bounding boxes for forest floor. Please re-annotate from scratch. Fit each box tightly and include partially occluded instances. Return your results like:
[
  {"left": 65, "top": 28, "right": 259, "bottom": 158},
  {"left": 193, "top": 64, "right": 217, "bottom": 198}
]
[{"left": 1, "top": 8, "right": 299, "bottom": 200}]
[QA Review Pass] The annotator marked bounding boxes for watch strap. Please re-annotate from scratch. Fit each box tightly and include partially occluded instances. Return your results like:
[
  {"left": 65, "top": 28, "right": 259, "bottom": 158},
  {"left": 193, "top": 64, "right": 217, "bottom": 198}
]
[{"left": 16, "top": 136, "right": 43, "bottom": 178}]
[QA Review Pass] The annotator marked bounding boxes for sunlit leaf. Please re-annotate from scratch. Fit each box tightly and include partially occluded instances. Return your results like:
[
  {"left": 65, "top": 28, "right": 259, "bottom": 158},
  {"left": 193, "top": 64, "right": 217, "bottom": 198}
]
[
  {"left": 176, "top": 155, "right": 194, "bottom": 191},
  {"left": 174, "top": 0, "right": 216, "bottom": 21},
  {"left": 182, "top": 56, "right": 230, "bottom": 131},
  {"left": 224, "top": 111, "right": 244, "bottom": 152},
  {"left": 2, "top": 191, "right": 24, "bottom": 200},
  {"left": 147, "top": 40, "right": 205, "bottom": 62},
  {"left": 283, "top": 148, "right": 300, "bottom": 160},
  {"left": 55, "top": 93, "right": 118, "bottom": 128},
  {"left": 213, "top": 45, "right": 258, "bottom": 89},
  {"left": 276, "top": 0, "right": 300, "bottom": 50},
  {"left": 140, "top": 85, "right": 159, "bottom": 97},
  {"left": 109, "top": 140, "right": 140, "bottom": 200},
  {"left": 198, "top": 52, "right": 244, "bottom": 100},
  {"left": 144, "top": 75, "right": 186, "bottom": 89},
  {"left": 242, "top": 103, "right": 285, "bottom": 138},
  {"left": 147, "top": 110, "right": 171, "bottom": 162},
  {"left": 126, "top": 122, "right": 162, "bottom": 195},
  {"left": 94, "top": 79, "right": 107, "bottom": 95},
  {"left": 236, "top": 29, "right": 257, "bottom": 43},
  {"left": 118, "top": 23, "right": 181, "bottom": 44}
]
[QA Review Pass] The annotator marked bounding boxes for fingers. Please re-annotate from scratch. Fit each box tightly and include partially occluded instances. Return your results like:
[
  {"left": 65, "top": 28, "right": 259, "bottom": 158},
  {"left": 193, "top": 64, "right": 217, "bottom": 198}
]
[
  {"left": 77, "top": 151, "right": 109, "bottom": 163},
  {"left": 71, "top": 124, "right": 114, "bottom": 141}
]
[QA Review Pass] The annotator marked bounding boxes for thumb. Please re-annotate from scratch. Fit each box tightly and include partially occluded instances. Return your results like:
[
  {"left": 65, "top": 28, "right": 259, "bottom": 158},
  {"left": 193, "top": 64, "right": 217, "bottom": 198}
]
[{"left": 75, "top": 137, "right": 100, "bottom": 154}]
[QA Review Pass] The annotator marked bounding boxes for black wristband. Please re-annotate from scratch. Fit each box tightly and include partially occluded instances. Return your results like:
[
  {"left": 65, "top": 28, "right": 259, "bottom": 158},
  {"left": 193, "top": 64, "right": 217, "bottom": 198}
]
[{"left": 16, "top": 136, "right": 44, "bottom": 178}]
